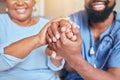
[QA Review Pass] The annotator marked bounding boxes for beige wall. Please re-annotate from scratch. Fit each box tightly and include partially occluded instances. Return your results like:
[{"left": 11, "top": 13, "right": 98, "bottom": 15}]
[
  {"left": 0, "top": 0, "right": 120, "bottom": 18},
  {"left": 44, "top": 0, "right": 84, "bottom": 18},
  {"left": 0, "top": 1, "right": 6, "bottom": 13},
  {"left": 115, "top": 0, "right": 120, "bottom": 11},
  {"left": 44, "top": 0, "right": 120, "bottom": 18}
]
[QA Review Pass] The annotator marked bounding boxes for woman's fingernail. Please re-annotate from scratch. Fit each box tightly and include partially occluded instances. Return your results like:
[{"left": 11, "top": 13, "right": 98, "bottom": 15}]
[
  {"left": 53, "top": 37, "right": 57, "bottom": 42},
  {"left": 55, "top": 33, "right": 60, "bottom": 39},
  {"left": 49, "top": 38, "right": 52, "bottom": 43},
  {"left": 61, "top": 27, "right": 66, "bottom": 32}
]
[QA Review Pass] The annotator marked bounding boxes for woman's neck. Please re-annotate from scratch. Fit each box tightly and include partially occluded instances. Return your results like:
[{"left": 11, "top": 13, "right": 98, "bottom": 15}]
[{"left": 11, "top": 17, "right": 39, "bottom": 27}]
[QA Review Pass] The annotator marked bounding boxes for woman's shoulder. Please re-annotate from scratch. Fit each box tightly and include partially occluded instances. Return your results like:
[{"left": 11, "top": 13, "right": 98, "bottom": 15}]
[
  {"left": 0, "top": 13, "right": 9, "bottom": 18},
  {"left": 36, "top": 17, "right": 49, "bottom": 27},
  {"left": 0, "top": 13, "right": 10, "bottom": 23},
  {"left": 38, "top": 17, "right": 49, "bottom": 23},
  {"left": 34, "top": 17, "right": 49, "bottom": 30}
]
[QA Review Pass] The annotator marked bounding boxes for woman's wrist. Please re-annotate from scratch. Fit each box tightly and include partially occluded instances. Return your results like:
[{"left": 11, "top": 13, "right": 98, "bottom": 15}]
[{"left": 33, "top": 35, "right": 42, "bottom": 47}]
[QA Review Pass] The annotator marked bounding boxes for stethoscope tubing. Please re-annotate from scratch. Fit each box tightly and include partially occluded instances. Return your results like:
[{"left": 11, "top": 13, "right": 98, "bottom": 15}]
[
  {"left": 93, "top": 12, "right": 116, "bottom": 69},
  {"left": 93, "top": 34, "right": 114, "bottom": 69}
]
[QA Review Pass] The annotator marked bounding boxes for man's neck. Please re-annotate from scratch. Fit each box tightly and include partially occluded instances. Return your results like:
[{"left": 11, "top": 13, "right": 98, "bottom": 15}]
[{"left": 90, "top": 12, "right": 115, "bottom": 41}]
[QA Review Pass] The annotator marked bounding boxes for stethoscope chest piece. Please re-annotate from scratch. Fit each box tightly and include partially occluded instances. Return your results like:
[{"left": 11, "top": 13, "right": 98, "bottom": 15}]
[{"left": 90, "top": 47, "right": 95, "bottom": 55}]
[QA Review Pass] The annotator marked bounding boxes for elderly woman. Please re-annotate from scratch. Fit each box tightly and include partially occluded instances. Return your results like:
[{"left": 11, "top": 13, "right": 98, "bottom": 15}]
[{"left": 0, "top": 0, "right": 65, "bottom": 80}]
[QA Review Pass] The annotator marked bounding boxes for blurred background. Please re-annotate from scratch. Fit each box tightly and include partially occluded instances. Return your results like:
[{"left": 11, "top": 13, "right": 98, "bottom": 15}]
[
  {"left": 0, "top": 0, "right": 120, "bottom": 19},
  {"left": 0, "top": 0, "right": 119, "bottom": 79}
]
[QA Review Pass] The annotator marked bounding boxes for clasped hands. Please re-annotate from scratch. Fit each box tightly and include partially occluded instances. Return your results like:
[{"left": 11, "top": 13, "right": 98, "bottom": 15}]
[{"left": 45, "top": 17, "right": 82, "bottom": 61}]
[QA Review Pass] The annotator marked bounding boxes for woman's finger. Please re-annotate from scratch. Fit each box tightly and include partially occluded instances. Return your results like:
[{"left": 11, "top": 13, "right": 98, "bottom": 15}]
[{"left": 47, "top": 27, "right": 57, "bottom": 42}]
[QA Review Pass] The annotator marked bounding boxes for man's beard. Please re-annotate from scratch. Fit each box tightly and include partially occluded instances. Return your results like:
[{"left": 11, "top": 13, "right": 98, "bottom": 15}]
[{"left": 85, "top": 1, "right": 116, "bottom": 23}]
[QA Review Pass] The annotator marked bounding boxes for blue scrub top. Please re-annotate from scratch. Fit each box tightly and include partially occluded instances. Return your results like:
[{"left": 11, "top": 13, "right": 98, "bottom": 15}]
[{"left": 65, "top": 10, "right": 120, "bottom": 80}]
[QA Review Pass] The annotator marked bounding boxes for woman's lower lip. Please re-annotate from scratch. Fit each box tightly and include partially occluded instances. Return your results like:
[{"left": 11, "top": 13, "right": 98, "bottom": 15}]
[{"left": 16, "top": 8, "right": 26, "bottom": 14}]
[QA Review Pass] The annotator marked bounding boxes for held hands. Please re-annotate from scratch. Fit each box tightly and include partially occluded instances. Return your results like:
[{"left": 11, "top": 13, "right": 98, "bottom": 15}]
[
  {"left": 59, "top": 20, "right": 78, "bottom": 41},
  {"left": 46, "top": 19, "right": 77, "bottom": 58},
  {"left": 46, "top": 18, "right": 82, "bottom": 61},
  {"left": 36, "top": 17, "right": 74, "bottom": 46}
]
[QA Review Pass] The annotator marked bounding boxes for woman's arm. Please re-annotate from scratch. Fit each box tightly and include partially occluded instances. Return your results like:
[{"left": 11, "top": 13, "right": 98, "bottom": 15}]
[{"left": 4, "top": 21, "right": 49, "bottom": 59}]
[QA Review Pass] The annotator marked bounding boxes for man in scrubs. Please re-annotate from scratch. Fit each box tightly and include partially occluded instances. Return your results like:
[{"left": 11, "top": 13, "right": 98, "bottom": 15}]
[{"left": 46, "top": 0, "right": 120, "bottom": 80}]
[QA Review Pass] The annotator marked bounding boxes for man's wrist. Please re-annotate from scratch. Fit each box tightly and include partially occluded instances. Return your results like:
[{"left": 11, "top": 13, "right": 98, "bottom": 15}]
[{"left": 66, "top": 54, "right": 83, "bottom": 69}]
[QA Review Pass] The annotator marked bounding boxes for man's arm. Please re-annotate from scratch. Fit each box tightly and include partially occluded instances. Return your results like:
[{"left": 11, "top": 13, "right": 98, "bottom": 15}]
[
  {"left": 68, "top": 54, "right": 120, "bottom": 80},
  {"left": 46, "top": 19, "right": 120, "bottom": 80}
]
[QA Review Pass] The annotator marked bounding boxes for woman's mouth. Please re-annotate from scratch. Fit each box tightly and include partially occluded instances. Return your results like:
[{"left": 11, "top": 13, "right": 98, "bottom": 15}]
[{"left": 16, "top": 8, "right": 26, "bottom": 14}]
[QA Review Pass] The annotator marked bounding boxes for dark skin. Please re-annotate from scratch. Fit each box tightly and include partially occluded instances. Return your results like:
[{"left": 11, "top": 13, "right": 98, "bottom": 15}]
[{"left": 46, "top": 0, "right": 120, "bottom": 80}]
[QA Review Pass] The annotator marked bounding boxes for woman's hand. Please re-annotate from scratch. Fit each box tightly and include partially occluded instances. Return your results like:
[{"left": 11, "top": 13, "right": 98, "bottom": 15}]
[{"left": 37, "top": 16, "right": 72, "bottom": 46}]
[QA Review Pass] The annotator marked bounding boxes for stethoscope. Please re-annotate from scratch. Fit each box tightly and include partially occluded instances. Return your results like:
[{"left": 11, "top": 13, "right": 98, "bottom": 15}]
[{"left": 89, "top": 12, "right": 116, "bottom": 69}]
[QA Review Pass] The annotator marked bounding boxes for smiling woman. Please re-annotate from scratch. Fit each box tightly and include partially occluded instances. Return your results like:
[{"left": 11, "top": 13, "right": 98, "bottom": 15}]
[
  {"left": 0, "top": 0, "right": 65, "bottom": 80},
  {"left": 5, "top": 0, "right": 36, "bottom": 26}
]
